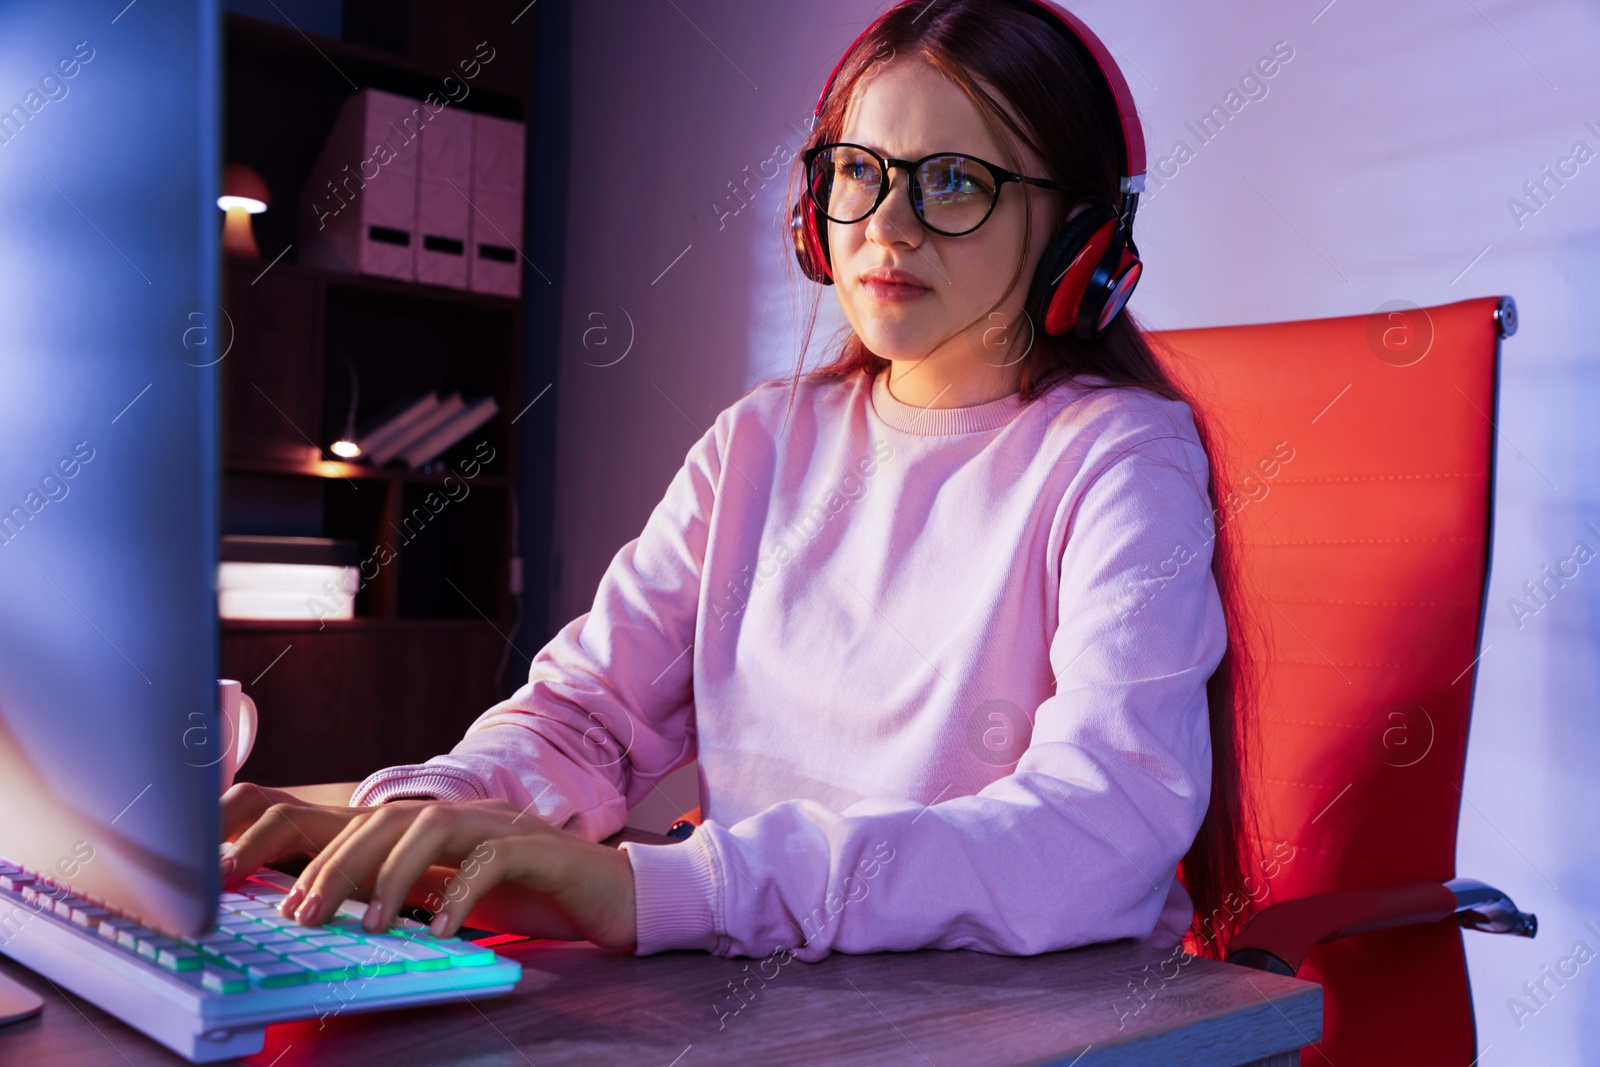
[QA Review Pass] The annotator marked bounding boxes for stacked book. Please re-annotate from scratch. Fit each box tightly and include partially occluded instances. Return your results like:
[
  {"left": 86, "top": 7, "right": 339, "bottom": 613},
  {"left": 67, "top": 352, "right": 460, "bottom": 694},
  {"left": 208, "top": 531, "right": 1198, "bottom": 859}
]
[
  {"left": 354, "top": 392, "right": 499, "bottom": 469},
  {"left": 218, "top": 536, "right": 361, "bottom": 621}
]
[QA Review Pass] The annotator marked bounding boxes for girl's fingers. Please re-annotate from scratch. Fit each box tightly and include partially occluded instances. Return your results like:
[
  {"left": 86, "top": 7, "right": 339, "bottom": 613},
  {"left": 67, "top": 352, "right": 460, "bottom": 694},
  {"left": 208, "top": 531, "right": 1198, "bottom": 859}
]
[
  {"left": 443, "top": 876, "right": 587, "bottom": 942},
  {"left": 279, "top": 809, "right": 374, "bottom": 917},
  {"left": 279, "top": 799, "right": 551, "bottom": 931},
  {"left": 365, "top": 807, "right": 509, "bottom": 934},
  {"left": 222, "top": 801, "right": 343, "bottom": 891},
  {"left": 220, "top": 782, "right": 283, "bottom": 842},
  {"left": 420, "top": 830, "right": 631, "bottom": 948},
  {"left": 292, "top": 804, "right": 423, "bottom": 926},
  {"left": 421, "top": 837, "right": 522, "bottom": 938}
]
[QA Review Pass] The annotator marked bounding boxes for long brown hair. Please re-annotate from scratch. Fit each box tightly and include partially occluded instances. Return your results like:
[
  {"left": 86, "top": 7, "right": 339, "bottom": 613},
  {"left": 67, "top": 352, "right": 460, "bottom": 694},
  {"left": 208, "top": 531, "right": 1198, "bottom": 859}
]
[{"left": 772, "top": 0, "right": 1263, "bottom": 957}]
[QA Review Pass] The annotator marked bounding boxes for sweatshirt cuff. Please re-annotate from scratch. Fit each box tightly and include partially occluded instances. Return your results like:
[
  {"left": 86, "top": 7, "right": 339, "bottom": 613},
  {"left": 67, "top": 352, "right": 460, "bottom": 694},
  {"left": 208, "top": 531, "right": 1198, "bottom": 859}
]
[
  {"left": 349, "top": 764, "right": 489, "bottom": 806},
  {"left": 618, "top": 834, "right": 721, "bottom": 956}
]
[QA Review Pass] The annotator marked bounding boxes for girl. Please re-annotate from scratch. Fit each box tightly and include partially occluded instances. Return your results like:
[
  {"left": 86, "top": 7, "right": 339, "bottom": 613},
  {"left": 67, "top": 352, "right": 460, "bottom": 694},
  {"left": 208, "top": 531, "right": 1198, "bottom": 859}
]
[{"left": 222, "top": 0, "right": 1256, "bottom": 964}]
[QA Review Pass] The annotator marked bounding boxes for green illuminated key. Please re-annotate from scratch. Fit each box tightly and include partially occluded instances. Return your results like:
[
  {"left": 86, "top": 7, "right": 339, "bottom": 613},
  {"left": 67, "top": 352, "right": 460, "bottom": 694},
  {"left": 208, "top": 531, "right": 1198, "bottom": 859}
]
[
  {"left": 300, "top": 934, "right": 359, "bottom": 949},
  {"left": 202, "top": 967, "right": 250, "bottom": 994},
  {"left": 158, "top": 947, "right": 202, "bottom": 972},
  {"left": 237, "top": 930, "right": 298, "bottom": 948},
  {"left": 327, "top": 942, "right": 406, "bottom": 977},
  {"left": 136, "top": 936, "right": 179, "bottom": 961},
  {"left": 193, "top": 931, "right": 238, "bottom": 956},
  {"left": 219, "top": 949, "right": 279, "bottom": 970},
  {"left": 116, "top": 927, "right": 157, "bottom": 951},
  {"left": 247, "top": 960, "right": 309, "bottom": 988},
  {"left": 281, "top": 951, "right": 355, "bottom": 982},
  {"left": 362, "top": 936, "right": 450, "bottom": 972},
  {"left": 433, "top": 941, "right": 496, "bottom": 967}
]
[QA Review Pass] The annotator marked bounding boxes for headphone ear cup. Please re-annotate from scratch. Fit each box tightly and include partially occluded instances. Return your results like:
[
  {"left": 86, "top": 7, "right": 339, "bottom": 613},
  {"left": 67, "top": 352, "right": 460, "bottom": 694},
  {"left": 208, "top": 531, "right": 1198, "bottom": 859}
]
[
  {"left": 1071, "top": 224, "right": 1144, "bottom": 339},
  {"left": 1027, "top": 203, "right": 1117, "bottom": 337},
  {"left": 1091, "top": 249, "right": 1143, "bottom": 336},
  {"left": 791, "top": 197, "right": 834, "bottom": 286}
]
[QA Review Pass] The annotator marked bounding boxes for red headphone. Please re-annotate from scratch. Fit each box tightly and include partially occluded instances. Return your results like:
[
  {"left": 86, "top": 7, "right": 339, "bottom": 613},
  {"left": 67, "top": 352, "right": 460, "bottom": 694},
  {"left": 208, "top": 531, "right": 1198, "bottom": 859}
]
[{"left": 790, "top": 0, "right": 1147, "bottom": 341}]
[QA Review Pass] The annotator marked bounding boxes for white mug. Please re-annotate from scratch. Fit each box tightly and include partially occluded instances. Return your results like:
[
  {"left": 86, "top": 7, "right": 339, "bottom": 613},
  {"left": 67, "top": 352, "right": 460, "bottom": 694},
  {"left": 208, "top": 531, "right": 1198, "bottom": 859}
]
[{"left": 217, "top": 679, "right": 259, "bottom": 793}]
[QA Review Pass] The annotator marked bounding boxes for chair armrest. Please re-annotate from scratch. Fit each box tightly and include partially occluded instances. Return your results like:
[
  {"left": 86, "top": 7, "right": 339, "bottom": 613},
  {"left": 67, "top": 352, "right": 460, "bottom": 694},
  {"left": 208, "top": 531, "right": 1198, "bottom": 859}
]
[
  {"left": 1225, "top": 878, "right": 1537, "bottom": 976},
  {"left": 1445, "top": 877, "right": 1539, "bottom": 937}
]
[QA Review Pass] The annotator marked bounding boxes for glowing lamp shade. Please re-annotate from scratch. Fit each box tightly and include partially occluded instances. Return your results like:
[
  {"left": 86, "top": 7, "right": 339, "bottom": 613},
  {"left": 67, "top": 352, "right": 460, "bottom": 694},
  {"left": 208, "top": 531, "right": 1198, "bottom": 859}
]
[{"left": 218, "top": 163, "right": 270, "bottom": 258}]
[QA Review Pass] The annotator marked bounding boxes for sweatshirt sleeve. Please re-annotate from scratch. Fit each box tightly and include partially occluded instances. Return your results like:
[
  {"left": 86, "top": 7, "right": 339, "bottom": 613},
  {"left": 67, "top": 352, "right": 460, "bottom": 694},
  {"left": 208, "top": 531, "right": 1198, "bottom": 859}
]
[
  {"left": 618, "top": 420, "right": 1226, "bottom": 960},
  {"left": 349, "top": 419, "right": 721, "bottom": 843}
]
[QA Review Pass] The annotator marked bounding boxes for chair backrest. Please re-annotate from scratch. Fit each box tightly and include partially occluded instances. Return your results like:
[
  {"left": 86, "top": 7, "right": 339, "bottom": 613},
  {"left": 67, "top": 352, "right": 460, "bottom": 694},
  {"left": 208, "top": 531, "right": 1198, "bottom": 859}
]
[{"left": 1151, "top": 296, "right": 1509, "bottom": 1065}]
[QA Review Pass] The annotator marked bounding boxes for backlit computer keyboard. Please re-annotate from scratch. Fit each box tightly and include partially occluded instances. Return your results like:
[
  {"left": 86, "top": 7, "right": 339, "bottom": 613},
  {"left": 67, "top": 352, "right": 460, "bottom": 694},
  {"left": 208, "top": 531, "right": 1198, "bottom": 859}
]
[{"left": 0, "top": 856, "right": 521, "bottom": 1062}]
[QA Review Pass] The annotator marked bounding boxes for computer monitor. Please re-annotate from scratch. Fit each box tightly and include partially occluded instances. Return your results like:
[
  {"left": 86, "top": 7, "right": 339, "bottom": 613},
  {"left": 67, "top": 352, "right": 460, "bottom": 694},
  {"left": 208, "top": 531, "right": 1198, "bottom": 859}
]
[{"left": 0, "top": 0, "right": 221, "bottom": 940}]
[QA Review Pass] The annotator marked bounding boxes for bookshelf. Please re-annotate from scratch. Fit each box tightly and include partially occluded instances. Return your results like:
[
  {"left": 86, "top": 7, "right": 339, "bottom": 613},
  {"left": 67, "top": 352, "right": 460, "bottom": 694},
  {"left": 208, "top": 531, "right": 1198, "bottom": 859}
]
[{"left": 219, "top": 9, "right": 537, "bottom": 786}]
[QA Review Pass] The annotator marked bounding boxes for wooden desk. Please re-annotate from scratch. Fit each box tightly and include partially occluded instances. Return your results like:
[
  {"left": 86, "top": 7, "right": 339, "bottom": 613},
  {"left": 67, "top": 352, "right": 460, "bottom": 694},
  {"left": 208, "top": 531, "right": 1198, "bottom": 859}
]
[
  {"left": 0, "top": 933, "right": 1320, "bottom": 1066},
  {"left": 0, "top": 831, "right": 1320, "bottom": 1064}
]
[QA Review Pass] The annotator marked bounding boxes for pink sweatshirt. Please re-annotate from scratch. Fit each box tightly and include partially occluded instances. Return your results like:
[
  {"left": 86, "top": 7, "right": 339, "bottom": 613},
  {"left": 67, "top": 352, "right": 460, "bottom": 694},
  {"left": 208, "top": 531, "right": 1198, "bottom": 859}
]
[{"left": 351, "top": 366, "right": 1226, "bottom": 961}]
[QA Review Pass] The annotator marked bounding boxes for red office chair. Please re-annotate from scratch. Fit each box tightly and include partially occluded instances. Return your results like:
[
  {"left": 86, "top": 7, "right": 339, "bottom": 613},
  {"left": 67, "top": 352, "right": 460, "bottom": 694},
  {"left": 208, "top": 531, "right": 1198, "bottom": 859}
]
[
  {"left": 1151, "top": 295, "right": 1536, "bottom": 1065},
  {"left": 667, "top": 295, "right": 1536, "bottom": 1064}
]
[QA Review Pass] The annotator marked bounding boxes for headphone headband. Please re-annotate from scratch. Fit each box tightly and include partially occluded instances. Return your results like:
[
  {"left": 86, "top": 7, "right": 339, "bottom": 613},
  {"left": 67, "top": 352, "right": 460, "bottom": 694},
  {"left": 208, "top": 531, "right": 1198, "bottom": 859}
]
[{"left": 810, "top": 0, "right": 1146, "bottom": 195}]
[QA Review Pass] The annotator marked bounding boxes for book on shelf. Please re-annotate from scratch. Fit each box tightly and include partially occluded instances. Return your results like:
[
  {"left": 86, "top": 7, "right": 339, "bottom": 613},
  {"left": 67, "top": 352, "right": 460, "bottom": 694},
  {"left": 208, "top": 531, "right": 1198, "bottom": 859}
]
[
  {"left": 355, "top": 391, "right": 439, "bottom": 458},
  {"left": 368, "top": 392, "right": 467, "bottom": 466},
  {"left": 400, "top": 395, "right": 499, "bottom": 469}
]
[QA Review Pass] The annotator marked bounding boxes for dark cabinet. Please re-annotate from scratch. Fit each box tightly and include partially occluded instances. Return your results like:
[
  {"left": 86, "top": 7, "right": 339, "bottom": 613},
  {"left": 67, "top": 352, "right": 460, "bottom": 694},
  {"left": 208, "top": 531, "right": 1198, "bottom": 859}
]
[
  {"left": 222, "top": 267, "right": 322, "bottom": 469},
  {"left": 220, "top": 11, "right": 536, "bottom": 787}
]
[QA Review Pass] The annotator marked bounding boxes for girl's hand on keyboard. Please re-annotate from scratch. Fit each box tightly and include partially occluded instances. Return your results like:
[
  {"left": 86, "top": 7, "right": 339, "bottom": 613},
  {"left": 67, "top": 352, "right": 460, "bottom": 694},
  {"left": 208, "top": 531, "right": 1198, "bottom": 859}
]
[
  {"left": 278, "top": 799, "right": 638, "bottom": 951},
  {"left": 219, "top": 782, "right": 426, "bottom": 892}
]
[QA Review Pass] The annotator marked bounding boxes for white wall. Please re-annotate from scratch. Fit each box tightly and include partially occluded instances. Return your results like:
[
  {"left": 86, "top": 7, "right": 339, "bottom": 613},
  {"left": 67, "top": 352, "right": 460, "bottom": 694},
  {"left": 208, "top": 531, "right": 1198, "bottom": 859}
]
[{"left": 556, "top": 3, "right": 1600, "bottom": 1061}]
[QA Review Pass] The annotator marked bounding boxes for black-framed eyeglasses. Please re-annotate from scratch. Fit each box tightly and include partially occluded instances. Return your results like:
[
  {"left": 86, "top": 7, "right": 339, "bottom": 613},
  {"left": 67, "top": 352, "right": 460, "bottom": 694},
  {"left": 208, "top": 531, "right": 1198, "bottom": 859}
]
[{"left": 803, "top": 141, "right": 1073, "bottom": 238}]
